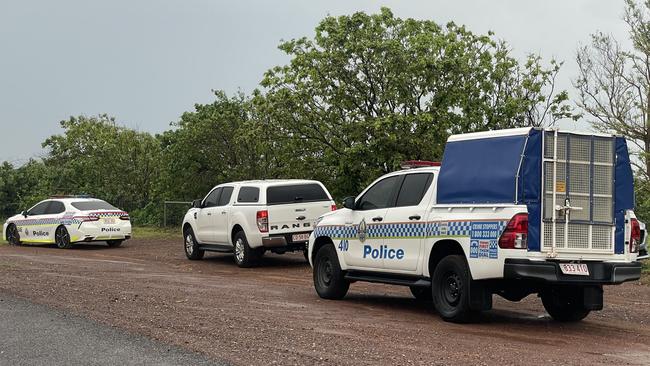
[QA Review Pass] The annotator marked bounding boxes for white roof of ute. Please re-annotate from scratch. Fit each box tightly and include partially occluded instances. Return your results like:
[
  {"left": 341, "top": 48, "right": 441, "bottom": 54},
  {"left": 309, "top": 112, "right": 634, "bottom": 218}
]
[{"left": 226, "top": 179, "right": 323, "bottom": 187}]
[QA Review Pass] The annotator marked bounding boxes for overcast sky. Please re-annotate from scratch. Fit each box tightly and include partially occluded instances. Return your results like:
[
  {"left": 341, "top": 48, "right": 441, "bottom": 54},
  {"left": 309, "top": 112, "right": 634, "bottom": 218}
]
[{"left": 0, "top": 0, "right": 632, "bottom": 164}]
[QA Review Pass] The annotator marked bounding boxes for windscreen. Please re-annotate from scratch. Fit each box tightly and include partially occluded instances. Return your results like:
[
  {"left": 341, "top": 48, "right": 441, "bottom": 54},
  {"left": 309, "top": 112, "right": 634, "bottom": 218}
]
[
  {"left": 267, "top": 184, "right": 329, "bottom": 205},
  {"left": 71, "top": 200, "right": 117, "bottom": 211}
]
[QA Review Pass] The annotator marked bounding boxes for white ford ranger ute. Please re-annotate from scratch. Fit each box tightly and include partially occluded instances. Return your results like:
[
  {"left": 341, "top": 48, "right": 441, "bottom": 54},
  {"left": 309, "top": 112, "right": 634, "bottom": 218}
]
[
  {"left": 182, "top": 179, "right": 336, "bottom": 267},
  {"left": 308, "top": 128, "right": 643, "bottom": 323}
]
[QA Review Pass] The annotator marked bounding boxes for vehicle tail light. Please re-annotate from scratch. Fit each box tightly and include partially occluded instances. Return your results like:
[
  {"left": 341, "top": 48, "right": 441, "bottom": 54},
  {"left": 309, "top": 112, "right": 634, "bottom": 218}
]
[
  {"left": 331, "top": 204, "right": 337, "bottom": 211},
  {"left": 120, "top": 215, "right": 130, "bottom": 221},
  {"left": 498, "top": 213, "right": 528, "bottom": 249},
  {"left": 256, "top": 210, "right": 268, "bottom": 233},
  {"left": 630, "top": 218, "right": 641, "bottom": 253},
  {"left": 75, "top": 215, "right": 99, "bottom": 222}
]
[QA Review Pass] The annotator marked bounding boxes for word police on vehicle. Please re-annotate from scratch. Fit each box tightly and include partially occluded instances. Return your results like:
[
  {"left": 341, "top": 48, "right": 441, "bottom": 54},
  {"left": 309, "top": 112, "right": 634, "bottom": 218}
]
[{"left": 308, "top": 128, "right": 644, "bottom": 323}]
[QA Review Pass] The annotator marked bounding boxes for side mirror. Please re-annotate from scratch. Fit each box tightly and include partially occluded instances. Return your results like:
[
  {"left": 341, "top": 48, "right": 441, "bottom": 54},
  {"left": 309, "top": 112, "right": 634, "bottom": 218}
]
[
  {"left": 342, "top": 196, "right": 356, "bottom": 210},
  {"left": 192, "top": 199, "right": 202, "bottom": 209},
  {"left": 21, "top": 210, "right": 27, "bottom": 218}
]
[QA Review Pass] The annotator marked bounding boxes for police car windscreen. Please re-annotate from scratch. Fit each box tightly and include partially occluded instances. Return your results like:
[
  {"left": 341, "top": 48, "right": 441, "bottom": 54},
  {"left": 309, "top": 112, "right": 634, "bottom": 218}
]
[
  {"left": 71, "top": 201, "right": 118, "bottom": 211},
  {"left": 267, "top": 184, "right": 329, "bottom": 205}
]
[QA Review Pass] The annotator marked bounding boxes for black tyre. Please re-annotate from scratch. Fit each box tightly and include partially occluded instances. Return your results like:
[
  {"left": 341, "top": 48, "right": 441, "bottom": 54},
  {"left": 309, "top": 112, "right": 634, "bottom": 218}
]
[
  {"left": 410, "top": 286, "right": 433, "bottom": 301},
  {"left": 313, "top": 244, "right": 349, "bottom": 300},
  {"left": 55, "top": 226, "right": 73, "bottom": 249},
  {"left": 233, "top": 231, "right": 261, "bottom": 268},
  {"left": 6, "top": 224, "right": 21, "bottom": 246},
  {"left": 540, "top": 288, "right": 591, "bottom": 322},
  {"left": 183, "top": 227, "right": 204, "bottom": 260},
  {"left": 432, "top": 255, "right": 473, "bottom": 322},
  {"left": 107, "top": 240, "right": 123, "bottom": 248}
]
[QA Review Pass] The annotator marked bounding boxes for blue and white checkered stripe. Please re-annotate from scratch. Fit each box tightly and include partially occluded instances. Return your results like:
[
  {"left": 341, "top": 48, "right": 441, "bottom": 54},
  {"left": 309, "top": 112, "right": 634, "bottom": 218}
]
[
  {"left": 12, "top": 217, "right": 81, "bottom": 226},
  {"left": 314, "top": 220, "right": 509, "bottom": 240}
]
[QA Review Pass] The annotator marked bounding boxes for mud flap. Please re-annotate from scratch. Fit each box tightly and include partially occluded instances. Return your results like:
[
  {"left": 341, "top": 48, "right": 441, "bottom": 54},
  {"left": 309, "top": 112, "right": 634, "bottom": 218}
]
[
  {"left": 583, "top": 285, "right": 603, "bottom": 311},
  {"left": 469, "top": 280, "right": 492, "bottom": 311}
]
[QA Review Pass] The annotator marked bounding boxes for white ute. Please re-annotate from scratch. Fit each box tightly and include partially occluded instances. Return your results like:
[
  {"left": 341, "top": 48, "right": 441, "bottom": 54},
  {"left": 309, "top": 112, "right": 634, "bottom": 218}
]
[
  {"left": 182, "top": 180, "right": 336, "bottom": 267},
  {"left": 309, "top": 128, "right": 643, "bottom": 323}
]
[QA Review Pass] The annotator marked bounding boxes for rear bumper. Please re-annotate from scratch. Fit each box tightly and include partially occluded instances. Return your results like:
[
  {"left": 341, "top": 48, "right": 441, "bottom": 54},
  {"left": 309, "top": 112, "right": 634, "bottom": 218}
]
[
  {"left": 503, "top": 259, "right": 642, "bottom": 284},
  {"left": 262, "top": 232, "right": 310, "bottom": 250}
]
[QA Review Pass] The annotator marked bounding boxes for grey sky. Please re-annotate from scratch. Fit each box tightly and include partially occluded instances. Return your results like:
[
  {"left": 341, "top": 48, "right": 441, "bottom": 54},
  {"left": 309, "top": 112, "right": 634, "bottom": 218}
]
[{"left": 0, "top": 0, "right": 631, "bottom": 164}]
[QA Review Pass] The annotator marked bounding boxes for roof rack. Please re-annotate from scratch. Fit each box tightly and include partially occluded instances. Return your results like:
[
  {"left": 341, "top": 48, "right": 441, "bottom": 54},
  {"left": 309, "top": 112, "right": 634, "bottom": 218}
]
[{"left": 400, "top": 160, "right": 441, "bottom": 169}]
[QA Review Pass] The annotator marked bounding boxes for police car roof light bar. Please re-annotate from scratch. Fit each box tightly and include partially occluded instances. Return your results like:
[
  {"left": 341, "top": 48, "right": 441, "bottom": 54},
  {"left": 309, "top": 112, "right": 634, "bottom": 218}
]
[{"left": 400, "top": 160, "right": 441, "bottom": 169}]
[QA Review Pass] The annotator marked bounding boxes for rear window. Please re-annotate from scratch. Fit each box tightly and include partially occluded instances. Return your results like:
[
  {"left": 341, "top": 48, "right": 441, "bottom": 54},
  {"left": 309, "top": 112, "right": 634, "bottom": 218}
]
[
  {"left": 267, "top": 183, "right": 329, "bottom": 205},
  {"left": 237, "top": 187, "right": 260, "bottom": 203},
  {"left": 71, "top": 200, "right": 117, "bottom": 211}
]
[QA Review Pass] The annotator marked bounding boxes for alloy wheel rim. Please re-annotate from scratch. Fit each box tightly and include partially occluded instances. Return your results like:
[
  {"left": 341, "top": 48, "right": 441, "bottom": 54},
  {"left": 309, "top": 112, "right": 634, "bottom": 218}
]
[
  {"left": 235, "top": 238, "right": 245, "bottom": 263},
  {"left": 185, "top": 234, "right": 194, "bottom": 255},
  {"left": 320, "top": 258, "right": 333, "bottom": 286},
  {"left": 7, "top": 226, "right": 17, "bottom": 244},
  {"left": 56, "top": 228, "right": 69, "bottom": 247}
]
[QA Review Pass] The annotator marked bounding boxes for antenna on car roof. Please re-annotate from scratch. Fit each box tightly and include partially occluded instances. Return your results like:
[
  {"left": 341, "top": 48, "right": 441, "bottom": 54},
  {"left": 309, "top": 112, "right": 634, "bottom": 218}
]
[{"left": 400, "top": 160, "right": 441, "bottom": 169}]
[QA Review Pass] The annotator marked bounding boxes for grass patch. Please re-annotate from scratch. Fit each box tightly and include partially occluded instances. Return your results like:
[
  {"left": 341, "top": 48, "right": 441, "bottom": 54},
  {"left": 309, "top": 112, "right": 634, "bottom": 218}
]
[{"left": 132, "top": 226, "right": 181, "bottom": 240}]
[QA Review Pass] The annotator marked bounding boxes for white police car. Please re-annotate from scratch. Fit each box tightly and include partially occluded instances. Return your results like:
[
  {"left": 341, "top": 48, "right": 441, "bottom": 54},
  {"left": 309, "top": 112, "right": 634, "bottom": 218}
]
[
  {"left": 309, "top": 128, "right": 643, "bottom": 323},
  {"left": 3, "top": 197, "right": 131, "bottom": 249}
]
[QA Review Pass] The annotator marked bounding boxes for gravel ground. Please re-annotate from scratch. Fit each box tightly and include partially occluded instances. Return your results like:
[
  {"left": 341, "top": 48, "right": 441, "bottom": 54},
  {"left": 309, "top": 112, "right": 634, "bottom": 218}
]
[{"left": 0, "top": 238, "right": 649, "bottom": 365}]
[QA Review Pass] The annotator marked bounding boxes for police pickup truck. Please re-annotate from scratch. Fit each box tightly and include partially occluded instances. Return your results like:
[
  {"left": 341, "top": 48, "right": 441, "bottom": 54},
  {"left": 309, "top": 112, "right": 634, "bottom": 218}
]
[
  {"left": 309, "top": 128, "right": 643, "bottom": 322},
  {"left": 182, "top": 180, "right": 336, "bottom": 267}
]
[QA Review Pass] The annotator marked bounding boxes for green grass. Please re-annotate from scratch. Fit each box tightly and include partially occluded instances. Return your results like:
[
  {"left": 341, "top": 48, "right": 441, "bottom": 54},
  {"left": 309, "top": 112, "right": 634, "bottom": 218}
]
[{"left": 132, "top": 226, "right": 181, "bottom": 240}]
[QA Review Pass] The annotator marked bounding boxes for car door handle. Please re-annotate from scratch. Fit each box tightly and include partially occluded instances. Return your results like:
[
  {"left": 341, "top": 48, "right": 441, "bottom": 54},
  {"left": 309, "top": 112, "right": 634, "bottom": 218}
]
[
  {"left": 409, "top": 215, "right": 421, "bottom": 220},
  {"left": 207, "top": 212, "right": 212, "bottom": 216},
  {"left": 221, "top": 211, "right": 227, "bottom": 215},
  {"left": 372, "top": 216, "right": 383, "bottom": 222}
]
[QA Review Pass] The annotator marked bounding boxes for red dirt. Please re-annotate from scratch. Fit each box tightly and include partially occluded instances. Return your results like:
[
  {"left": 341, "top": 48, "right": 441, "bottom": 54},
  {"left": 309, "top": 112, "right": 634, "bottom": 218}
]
[{"left": 1, "top": 238, "right": 649, "bottom": 365}]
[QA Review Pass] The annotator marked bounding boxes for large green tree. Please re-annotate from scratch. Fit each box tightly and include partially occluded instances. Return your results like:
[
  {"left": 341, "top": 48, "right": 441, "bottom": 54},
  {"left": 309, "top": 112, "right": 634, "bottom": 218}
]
[
  {"left": 42, "top": 114, "right": 160, "bottom": 213},
  {"left": 258, "top": 8, "right": 574, "bottom": 197}
]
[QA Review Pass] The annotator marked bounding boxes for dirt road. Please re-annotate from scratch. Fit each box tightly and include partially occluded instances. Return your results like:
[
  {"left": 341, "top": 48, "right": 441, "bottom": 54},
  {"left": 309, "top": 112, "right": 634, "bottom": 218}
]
[{"left": 0, "top": 237, "right": 649, "bottom": 365}]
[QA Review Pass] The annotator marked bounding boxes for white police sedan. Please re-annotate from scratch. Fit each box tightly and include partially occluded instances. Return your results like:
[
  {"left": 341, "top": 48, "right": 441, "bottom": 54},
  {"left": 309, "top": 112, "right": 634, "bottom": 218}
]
[{"left": 3, "top": 197, "right": 131, "bottom": 249}]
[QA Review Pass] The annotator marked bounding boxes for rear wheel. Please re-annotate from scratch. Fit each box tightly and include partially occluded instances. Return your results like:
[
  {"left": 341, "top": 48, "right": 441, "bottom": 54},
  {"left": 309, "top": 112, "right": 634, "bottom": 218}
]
[
  {"left": 410, "top": 286, "right": 432, "bottom": 301},
  {"left": 540, "top": 287, "right": 591, "bottom": 322},
  {"left": 313, "top": 244, "right": 349, "bottom": 299},
  {"left": 55, "top": 226, "right": 73, "bottom": 249},
  {"left": 6, "top": 224, "right": 21, "bottom": 246},
  {"left": 233, "top": 231, "right": 261, "bottom": 268},
  {"left": 432, "top": 255, "right": 473, "bottom": 322},
  {"left": 106, "top": 240, "right": 123, "bottom": 248},
  {"left": 183, "top": 227, "right": 204, "bottom": 260}
]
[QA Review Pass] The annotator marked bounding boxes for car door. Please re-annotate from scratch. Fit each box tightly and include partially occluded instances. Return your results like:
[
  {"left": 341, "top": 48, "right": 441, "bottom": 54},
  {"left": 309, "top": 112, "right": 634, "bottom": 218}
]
[
  {"left": 195, "top": 187, "right": 222, "bottom": 243},
  {"left": 213, "top": 186, "right": 234, "bottom": 244},
  {"left": 42, "top": 200, "right": 66, "bottom": 243},
  {"left": 343, "top": 175, "right": 402, "bottom": 269},
  {"left": 381, "top": 173, "right": 435, "bottom": 272},
  {"left": 20, "top": 201, "right": 50, "bottom": 243}
]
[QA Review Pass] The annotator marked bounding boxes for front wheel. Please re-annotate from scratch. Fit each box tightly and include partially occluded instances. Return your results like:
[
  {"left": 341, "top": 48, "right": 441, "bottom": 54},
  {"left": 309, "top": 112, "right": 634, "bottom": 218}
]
[
  {"left": 410, "top": 286, "right": 432, "bottom": 301},
  {"left": 183, "top": 228, "right": 204, "bottom": 260},
  {"left": 313, "top": 244, "right": 349, "bottom": 299},
  {"left": 432, "top": 255, "right": 473, "bottom": 323},
  {"left": 55, "top": 226, "right": 73, "bottom": 249},
  {"left": 6, "top": 224, "right": 21, "bottom": 246},
  {"left": 107, "top": 240, "right": 123, "bottom": 248},
  {"left": 540, "top": 288, "right": 591, "bottom": 322}
]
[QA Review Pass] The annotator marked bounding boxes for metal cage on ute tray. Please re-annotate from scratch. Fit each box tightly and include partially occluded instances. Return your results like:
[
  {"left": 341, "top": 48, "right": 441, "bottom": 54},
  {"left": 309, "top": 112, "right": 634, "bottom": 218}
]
[{"left": 436, "top": 127, "right": 634, "bottom": 255}]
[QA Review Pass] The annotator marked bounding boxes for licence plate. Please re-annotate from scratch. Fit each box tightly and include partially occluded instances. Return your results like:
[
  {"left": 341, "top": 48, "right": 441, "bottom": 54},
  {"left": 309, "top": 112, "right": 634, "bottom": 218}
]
[
  {"left": 559, "top": 263, "right": 589, "bottom": 276},
  {"left": 103, "top": 218, "right": 116, "bottom": 224},
  {"left": 292, "top": 233, "right": 310, "bottom": 242}
]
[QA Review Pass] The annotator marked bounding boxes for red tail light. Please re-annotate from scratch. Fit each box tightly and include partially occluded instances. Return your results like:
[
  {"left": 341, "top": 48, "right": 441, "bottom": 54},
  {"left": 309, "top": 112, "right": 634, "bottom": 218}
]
[
  {"left": 630, "top": 218, "right": 641, "bottom": 253},
  {"left": 498, "top": 213, "right": 528, "bottom": 249},
  {"left": 75, "top": 215, "right": 99, "bottom": 222},
  {"left": 256, "top": 210, "right": 268, "bottom": 233},
  {"left": 331, "top": 204, "right": 337, "bottom": 211},
  {"left": 120, "top": 215, "right": 130, "bottom": 221}
]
